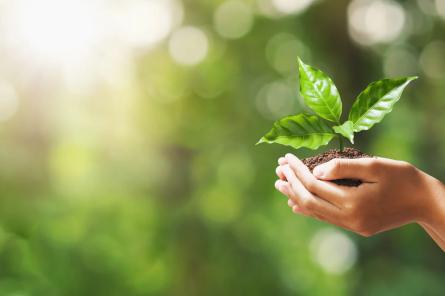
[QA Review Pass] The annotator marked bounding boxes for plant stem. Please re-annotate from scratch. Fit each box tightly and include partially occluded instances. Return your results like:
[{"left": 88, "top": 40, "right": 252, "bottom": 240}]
[
  {"left": 338, "top": 136, "right": 344, "bottom": 152},
  {"left": 334, "top": 120, "right": 344, "bottom": 152}
]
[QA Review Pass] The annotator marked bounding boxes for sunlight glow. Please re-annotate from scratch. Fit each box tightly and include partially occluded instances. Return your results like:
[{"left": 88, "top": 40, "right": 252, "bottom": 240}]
[
  {"left": 4, "top": 0, "right": 103, "bottom": 64},
  {"left": 114, "top": 0, "right": 183, "bottom": 49},
  {"left": 0, "top": 81, "right": 19, "bottom": 122},
  {"left": 1, "top": 0, "right": 183, "bottom": 71}
]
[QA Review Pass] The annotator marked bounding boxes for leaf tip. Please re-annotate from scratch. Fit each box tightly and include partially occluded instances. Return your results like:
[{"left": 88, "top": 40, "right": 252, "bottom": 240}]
[
  {"left": 255, "top": 137, "right": 266, "bottom": 145},
  {"left": 297, "top": 56, "right": 305, "bottom": 66}
]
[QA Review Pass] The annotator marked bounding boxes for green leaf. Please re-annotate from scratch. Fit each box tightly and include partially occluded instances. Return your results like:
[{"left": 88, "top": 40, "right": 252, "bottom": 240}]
[
  {"left": 257, "top": 113, "right": 336, "bottom": 150},
  {"left": 333, "top": 121, "right": 355, "bottom": 144},
  {"left": 349, "top": 77, "right": 417, "bottom": 132},
  {"left": 298, "top": 58, "right": 342, "bottom": 123}
]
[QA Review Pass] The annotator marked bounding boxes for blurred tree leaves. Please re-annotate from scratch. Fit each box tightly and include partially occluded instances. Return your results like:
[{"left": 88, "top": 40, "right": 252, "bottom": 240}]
[{"left": 0, "top": 0, "right": 443, "bottom": 295}]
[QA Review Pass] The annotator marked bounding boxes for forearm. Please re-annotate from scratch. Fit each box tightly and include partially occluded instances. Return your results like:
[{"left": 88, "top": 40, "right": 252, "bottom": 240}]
[{"left": 419, "top": 222, "right": 445, "bottom": 251}]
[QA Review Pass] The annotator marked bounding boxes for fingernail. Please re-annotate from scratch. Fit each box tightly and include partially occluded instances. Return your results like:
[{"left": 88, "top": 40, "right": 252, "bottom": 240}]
[
  {"left": 292, "top": 205, "right": 301, "bottom": 213},
  {"left": 275, "top": 180, "right": 281, "bottom": 189},
  {"left": 285, "top": 153, "right": 293, "bottom": 159},
  {"left": 288, "top": 199, "right": 296, "bottom": 207},
  {"left": 313, "top": 166, "right": 324, "bottom": 178}
]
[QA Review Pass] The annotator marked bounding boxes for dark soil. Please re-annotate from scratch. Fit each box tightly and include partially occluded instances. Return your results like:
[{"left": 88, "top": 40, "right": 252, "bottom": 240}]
[{"left": 302, "top": 147, "right": 371, "bottom": 186}]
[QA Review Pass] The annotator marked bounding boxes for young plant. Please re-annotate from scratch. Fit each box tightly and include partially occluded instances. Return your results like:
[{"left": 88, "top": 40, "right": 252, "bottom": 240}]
[{"left": 257, "top": 58, "right": 417, "bottom": 151}]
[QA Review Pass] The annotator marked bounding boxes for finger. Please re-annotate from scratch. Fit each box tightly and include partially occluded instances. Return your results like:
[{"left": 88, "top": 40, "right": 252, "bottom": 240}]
[
  {"left": 281, "top": 165, "right": 342, "bottom": 219},
  {"left": 284, "top": 153, "right": 345, "bottom": 207},
  {"left": 288, "top": 199, "right": 354, "bottom": 231},
  {"left": 281, "top": 164, "right": 312, "bottom": 202},
  {"left": 276, "top": 180, "right": 300, "bottom": 202},
  {"left": 278, "top": 157, "right": 287, "bottom": 165},
  {"left": 275, "top": 179, "right": 289, "bottom": 195},
  {"left": 276, "top": 166, "right": 286, "bottom": 181},
  {"left": 292, "top": 205, "right": 304, "bottom": 214},
  {"left": 288, "top": 199, "right": 303, "bottom": 214},
  {"left": 281, "top": 183, "right": 301, "bottom": 210},
  {"left": 280, "top": 185, "right": 304, "bottom": 215},
  {"left": 313, "top": 158, "right": 379, "bottom": 182},
  {"left": 284, "top": 185, "right": 303, "bottom": 213},
  {"left": 279, "top": 178, "right": 356, "bottom": 231},
  {"left": 299, "top": 198, "right": 342, "bottom": 221},
  {"left": 281, "top": 175, "right": 350, "bottom": 227}
]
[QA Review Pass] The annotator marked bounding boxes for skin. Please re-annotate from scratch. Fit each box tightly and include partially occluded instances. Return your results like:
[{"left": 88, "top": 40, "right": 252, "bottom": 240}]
[{"left": 274, "top": 153, "right": 445, "bottom": 251}]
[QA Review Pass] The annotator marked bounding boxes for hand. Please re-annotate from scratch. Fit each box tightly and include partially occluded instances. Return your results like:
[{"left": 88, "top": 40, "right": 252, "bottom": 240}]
[{"left": 274, "top": 153, "right": 445, "bottom": 242}]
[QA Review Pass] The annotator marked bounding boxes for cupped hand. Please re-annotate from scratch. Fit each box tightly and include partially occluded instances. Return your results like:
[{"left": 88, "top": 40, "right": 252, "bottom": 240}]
[{"left": 274, "top": 153, "right": 445, "bottom": 238}]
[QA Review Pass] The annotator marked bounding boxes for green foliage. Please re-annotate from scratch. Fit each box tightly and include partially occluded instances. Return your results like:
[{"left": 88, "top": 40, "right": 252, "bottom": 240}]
[
  {"left": 333, "top": 121, "right": 355, "bottom": 144},
  {"left": 298, "top": 58, "right": 342, "bottom": 123},
  {"left": 257, "top": 113, "right": 335, "bottom": 150},
  {"left": 258, "top": 58, "right": 417, "bottom": 150},
  {"left": 348, "top": 77, "right": 418, "bottom": 132}
]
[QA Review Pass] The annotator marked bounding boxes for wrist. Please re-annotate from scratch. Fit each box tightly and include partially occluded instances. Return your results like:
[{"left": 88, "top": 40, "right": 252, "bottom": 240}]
[{"left": 419, "top": 173, "right": 445, "bottom": 229}]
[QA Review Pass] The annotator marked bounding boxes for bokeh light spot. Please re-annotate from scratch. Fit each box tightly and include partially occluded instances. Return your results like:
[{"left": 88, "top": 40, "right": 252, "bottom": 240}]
[
  {"left": 214, "top": 1, "right": 254, "bottom": 39},
  {"left": 271, "top": 0, "right": 315, "bottom": 15},
  {"left": 417, "top": 0, "right": 437, "bottom": 15},
  {"left": 383, "top": 46, "right": 418, "bottom": 77},
  {"left": 266, "top": 33, "right": 309, "bottom": 74},
  {"left": 437, "top": 0, "right": 445, "bottom": 17},
  {"left": 310, "top": 228, "right": 358, "bottom": 275},
  {"left": 348, "top": 0, "right": 405, "bottom": 46},
  {"left": 419, "top": 40, "right": 445, "bottom": 80},
  {"left": 256, "top": 80, "right": 297, "bottom": 120},
  {"left": 256, "top": 0, "right": 281, "bottom": 18},
  {"left": 169, "top": 26, "right": 209, "bottom": 66}
]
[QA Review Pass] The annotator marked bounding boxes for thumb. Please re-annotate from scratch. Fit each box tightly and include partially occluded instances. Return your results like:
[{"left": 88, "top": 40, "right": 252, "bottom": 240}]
[{"left": 313, "top": 158, "right": 378, "bottom": 181}]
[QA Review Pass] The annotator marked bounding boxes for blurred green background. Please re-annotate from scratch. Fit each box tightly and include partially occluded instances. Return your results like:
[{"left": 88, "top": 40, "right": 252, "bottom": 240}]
[{"left": 0, "top": 0, "right": 444, "bottom": 295}]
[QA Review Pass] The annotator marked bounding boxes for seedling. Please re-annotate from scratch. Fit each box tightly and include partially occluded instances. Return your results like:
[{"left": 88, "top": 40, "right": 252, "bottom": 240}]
[{"left": 257, "top": 58, "right": 417, "bottom": 151}]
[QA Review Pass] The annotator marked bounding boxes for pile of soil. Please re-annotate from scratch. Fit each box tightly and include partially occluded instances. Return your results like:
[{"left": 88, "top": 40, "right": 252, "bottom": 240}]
[{"left": 302, "top": 147, "right": 371, "bottom": 186}]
